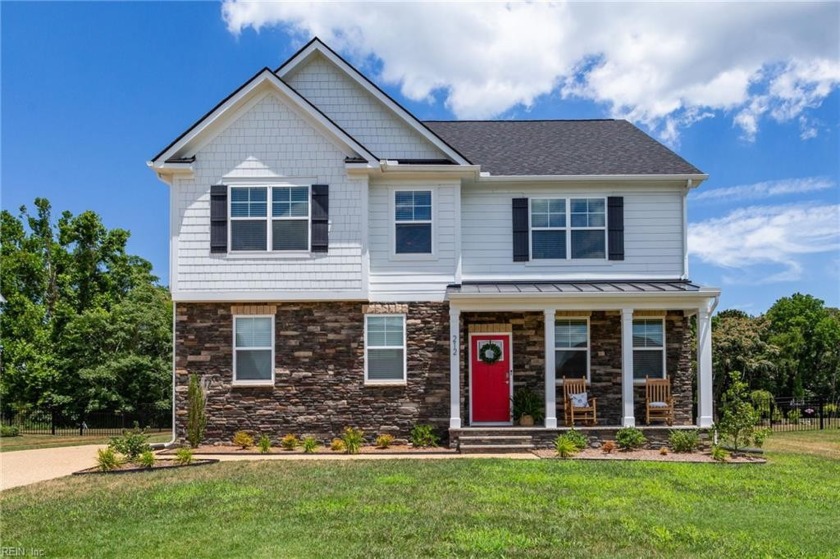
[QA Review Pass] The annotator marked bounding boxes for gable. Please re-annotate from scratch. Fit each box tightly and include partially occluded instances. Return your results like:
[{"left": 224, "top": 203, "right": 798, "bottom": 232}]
[
  {"left": 149, "top": 68, "right": 375, "bottom": 170},
  {"left": 281, "top": 51, "right": 452, "bottom": 162}
]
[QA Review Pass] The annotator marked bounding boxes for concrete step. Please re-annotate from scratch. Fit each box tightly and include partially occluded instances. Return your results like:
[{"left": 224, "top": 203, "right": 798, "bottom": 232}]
[{"left": 459, "top": 444, "right": 535, "bottom": 454}]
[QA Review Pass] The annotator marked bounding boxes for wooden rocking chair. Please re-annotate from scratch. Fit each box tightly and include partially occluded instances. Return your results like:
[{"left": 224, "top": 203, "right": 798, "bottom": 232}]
[
  {"left": 645, "top": 377, "right": 674, "bottom": 425},
  {"left": 562, "top": 377, "right": 598, "bottom": 426}
]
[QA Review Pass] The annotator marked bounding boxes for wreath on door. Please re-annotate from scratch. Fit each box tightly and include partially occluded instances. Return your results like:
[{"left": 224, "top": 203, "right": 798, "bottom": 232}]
[{"left": 478, "top": 340, "right": 503, "bottom": 365}]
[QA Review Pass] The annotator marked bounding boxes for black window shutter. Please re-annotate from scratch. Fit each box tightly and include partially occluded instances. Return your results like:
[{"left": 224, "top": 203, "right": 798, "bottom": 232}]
[
  {"left": 512, "top": 198, "right": 529, "bottom": 262},
  {"left": 210, "top": 184, "right": 227, "bottom": 254},
  {"left": 608, "top": 196, "right": 624, "bottom": 261},
  {"left": 311, "top": 184, "right": 329, "bottom": 253}
]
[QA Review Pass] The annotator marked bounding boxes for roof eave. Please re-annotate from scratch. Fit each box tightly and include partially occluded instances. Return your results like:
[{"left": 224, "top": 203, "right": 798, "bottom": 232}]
[{"left": 475, "top": 173, "right": 709, "bottom": 183}]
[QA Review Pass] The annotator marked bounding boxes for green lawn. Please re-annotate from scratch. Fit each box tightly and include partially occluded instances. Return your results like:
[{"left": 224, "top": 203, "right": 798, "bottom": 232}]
[
  {"left": 0, "top": 432, "right": 171, "bottom": 453},
  {"left": 1, "top": 432, "right": 838, "bottom": 558}
]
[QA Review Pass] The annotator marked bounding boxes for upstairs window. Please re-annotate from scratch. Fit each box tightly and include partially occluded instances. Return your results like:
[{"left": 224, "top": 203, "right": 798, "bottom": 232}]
[
  {"left": 230, "top": 186, "right": 309, "bottom": 252},
  {"left": 395, "top": 190, "right": 432, "bottom": 254},
  {"left": 530, "top": 198, "right": 606, "bottom": 260},
  {"left": 633, "top": 319, "right": 665, "bottom": 380},
  {"left": 555, "top": 319, "right": 589, "bottom": 381}
]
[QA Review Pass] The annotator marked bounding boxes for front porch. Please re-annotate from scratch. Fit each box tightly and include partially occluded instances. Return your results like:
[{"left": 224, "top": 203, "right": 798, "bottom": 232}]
[{"left": 445, "top": 281, "right": 719, "bottom": 441}]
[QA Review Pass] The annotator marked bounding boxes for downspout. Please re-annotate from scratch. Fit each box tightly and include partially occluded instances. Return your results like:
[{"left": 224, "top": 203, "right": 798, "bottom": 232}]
[{"left": 152, "top": 300, "right": 177, "bottom": 449}]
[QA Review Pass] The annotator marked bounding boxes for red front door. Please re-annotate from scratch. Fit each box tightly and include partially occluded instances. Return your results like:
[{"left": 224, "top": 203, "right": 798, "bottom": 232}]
[{"left": 471, "top": 334, "right": 512, "bottom": 423}]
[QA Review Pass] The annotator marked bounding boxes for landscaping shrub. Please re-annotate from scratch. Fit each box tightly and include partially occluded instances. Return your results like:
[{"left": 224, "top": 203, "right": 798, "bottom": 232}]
[
  {"left": 186, "top": 373, "right": 207, "bottom": 448},
  {"left": 258, "top": 435, "right": 272, "bottom": 454},
  {"left": 615, "top": 427, "right": 647, "bottom": 450},
  {"left": 787, "top": 409, "right": 801, "bottom": 424},
  {"left": 564, "top": 429, "right": 588, "bottom": 451},
  {"left": 174, "top": 447, "right": 193, "bottom": 465},
  {"left": 280, "top": 434, "right": 299, "bottom": 451},
  {"left": 341, "top": 427, "right": 364, "bottom": 454},
  {"left": 232, "top": 431, "right": 254, "bottom": 449},
  {"left": 771, "top": 407, "right": 784, "bottom": 423},
  {"left": 330, "top": 438, "right": 345, "bottom": 452},
  {"left": 109, "top": 424, "right": 151, "bottom": 461},
  {"left": 718, "top": 372, "right": 762, "bottom": 452},
  {"left": 137, "top": 450, "right": 156, "bottom": 469},
  {"left": 554, "top": 435, "right": 579, "bottom": 459},
  {"left": 601, "top": 440, "right": 616, "bottom": 454},
  {"left": 824, "top": 403, "right": 838, "bottom": 416},
  {"left": 96, "top": 448, "right": 122, "bottom": 472},
  {"left": 668, "top": 429, "right": 699, "bottom": 453},
  {"left": 410, "top": 424, "right": 439, "bottom": 448},
  {"left": 375, "top": 434, "right": 395, "bottom": 449},
  {"left": 0, "top": 425, "right": 20, "bottom": 437},
  {"left": 711, "top": 445, "right": 728, "bottom": 462},
  {"left": 302, "top": 436, "right": 318, "bottom": 453},
  {"left": 750, "top": 390, "right": 774, "bottom": 418},
  {"left": 753, "top": 428, "right": 771, "bottom": 448}
]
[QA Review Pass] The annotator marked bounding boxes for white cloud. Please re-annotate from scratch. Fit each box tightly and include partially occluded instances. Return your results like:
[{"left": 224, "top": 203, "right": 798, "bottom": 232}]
[
  {"left": 688, "top": 203, "right": 840, "bottom": 284},
  {"left": 221, "top": 1, "right": 840, "bottom": 142},
  {"left": 691, "top": 177, "right": 836, "bottom": 203}
]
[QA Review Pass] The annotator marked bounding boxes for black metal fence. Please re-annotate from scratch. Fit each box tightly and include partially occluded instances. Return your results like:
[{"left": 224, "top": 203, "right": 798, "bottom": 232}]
[
  {"left": 1, "top": 407, "right": 171, "bottom": 436},
  {"left": 754, "top": 397, "right": 840, "bottom": 432}
]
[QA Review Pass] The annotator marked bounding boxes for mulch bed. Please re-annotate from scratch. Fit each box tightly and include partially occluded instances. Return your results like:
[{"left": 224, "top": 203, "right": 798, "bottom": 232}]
[
  {"left": 160, "top": 444, "right": 455, "bottom": 455},
  {"left": 73, "top": 458, "right": 219, "bottom": 475},
  {"left": 531, "top": 448, "right": 766, "bottom": 463}
]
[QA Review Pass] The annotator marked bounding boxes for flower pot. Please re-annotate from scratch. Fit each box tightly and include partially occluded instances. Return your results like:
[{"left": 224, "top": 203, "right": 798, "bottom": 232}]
[{"left": 519, "top": 415, "right": 535, "bottom": 427}]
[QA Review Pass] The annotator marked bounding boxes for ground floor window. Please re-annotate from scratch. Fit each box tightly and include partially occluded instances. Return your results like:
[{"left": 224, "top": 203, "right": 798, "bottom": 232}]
[
  {"left": 233, "top": 316, "right": 274, "bottom": 383},
  {"left": 555, "top": 319, "right": 589, "bottom": 381},
  {"left": 633, "top": 319, "right": 665, "bottom": 379},
  {"left": 365, "top": 315, "right": 406, "bottom": 383}
]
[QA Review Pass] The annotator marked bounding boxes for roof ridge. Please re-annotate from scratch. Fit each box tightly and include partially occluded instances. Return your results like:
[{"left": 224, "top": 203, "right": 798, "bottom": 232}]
[{"left": 423, "top": 119, "right": 617, "bottom": 123}]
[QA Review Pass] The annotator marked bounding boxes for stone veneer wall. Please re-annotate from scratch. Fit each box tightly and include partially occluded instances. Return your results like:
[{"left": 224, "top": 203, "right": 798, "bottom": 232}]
[
  {"left": 175, "top": 302, "right": 450, "bottom": 445},
  {"left": 460, "top": 311, "right": 693, "bottom": 426}
]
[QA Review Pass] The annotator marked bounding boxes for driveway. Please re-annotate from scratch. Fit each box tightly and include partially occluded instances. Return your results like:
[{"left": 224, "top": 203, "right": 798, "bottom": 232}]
[{"left": 0, "top": 444, "right": 105, "bottom": 491}]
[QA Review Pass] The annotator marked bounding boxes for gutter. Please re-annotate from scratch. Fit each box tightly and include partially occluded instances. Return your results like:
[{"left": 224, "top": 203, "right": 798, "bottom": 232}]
[{"left": 475, "top": 173, "right": 709, "bottom": 184}]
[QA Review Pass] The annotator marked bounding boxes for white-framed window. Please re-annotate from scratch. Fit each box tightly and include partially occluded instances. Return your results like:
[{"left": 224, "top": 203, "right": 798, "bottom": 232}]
[
  {"left": 364, "top": 314, "right": 406, "bottom": 384},
  {"left": 230, "top": 186, "right": 310, "bottom": 252},
  {"left": 633, "top": 319, "right": 665, "bottom": 380},
  {"left": 233, "top": 315, "right": 275, "bottom": 384},
  {"left": 394, "top": 190, "right": 432, "bottom": 254},
  {"left": 555, "top": 318, "right": 590, "bottom": 381},
  {"left": 530, "top": 198, "right": 606, "bottom": 260}
]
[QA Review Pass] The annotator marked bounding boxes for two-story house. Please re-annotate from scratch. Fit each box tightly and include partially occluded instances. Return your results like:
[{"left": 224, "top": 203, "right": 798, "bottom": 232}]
[{"left": 148, "top": 38, "right": 719, "bottom": 449}]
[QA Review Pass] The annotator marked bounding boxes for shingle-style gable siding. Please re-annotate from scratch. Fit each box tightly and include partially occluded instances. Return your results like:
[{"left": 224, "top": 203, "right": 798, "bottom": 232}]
[
  {"left": 283, "top": 53, "right": 446, "bottom": 160},
  {"left": 173, "top": 92, "right": 366, "bottom": 295}
]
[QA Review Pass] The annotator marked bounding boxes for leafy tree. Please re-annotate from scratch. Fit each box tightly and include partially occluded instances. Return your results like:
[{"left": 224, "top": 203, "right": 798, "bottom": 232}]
[
  {"left": 711, "top": 311, "right": 777, "bottom": 403},
  {"left": 0, "top": 199, "right": 171, "bottom": 418},
  {"left": 717, "top": 371, "right": 763, "bottom": 452},
  {"left": 765, "top": 294, "right": 840, "bottom": 400}
]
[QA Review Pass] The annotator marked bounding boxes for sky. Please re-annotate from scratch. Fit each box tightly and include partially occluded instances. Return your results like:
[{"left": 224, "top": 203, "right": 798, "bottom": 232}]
[{"left": 2, "top": 1, "right": 839, "bottom": 314}]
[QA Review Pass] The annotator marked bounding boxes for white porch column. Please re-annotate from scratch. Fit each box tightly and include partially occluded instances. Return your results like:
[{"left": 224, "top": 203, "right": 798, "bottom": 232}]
[
  {"left": 543, "top": 308, "right": 558, "bottom": 428},
  {"left": 449, "top": 307, "right": 462, "bottom": 429},
  {"left": 621, "top": 308, "right": 636, "bottom": 427},
  {"left": 697, "top": 304, "right": 714, "bottom": 428}
]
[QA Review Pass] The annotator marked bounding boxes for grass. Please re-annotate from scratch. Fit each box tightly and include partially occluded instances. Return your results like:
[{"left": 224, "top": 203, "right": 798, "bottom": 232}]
[
  {"left": 0, "top": 432, "right": 838, "bottom": 558},
  {"left": 0, "top": 432, "right": 171, "bottom": 453}
]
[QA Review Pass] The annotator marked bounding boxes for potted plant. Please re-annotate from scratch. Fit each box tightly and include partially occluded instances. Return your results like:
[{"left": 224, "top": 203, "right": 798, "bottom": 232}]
[{"left": 512, "top": 387, "right": 544, "bottom": 426}]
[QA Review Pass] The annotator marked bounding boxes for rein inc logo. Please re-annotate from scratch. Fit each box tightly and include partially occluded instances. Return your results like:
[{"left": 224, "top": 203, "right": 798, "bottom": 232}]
[{"left": 1, "top": 548, "right": 44, "bottom": 557}]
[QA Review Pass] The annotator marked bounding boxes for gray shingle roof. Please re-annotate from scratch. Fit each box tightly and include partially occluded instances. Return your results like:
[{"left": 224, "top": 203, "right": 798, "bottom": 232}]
[{"left": 423, "top": 120, "right": 703, "bottom": 176}]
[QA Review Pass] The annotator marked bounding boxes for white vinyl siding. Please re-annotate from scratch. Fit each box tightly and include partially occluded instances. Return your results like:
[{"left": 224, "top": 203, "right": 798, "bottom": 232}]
[
  {"left": 632, "top": 319, "right": 665, "bottom": 380},
  {"left": 461, "top": 184, "right": 686, "bottom": 280},
  {"left": 171, "top": 92, "right": 365, "bottom": 296},
  {"left": 365, "top": 315, "right": 406, "bottom": 384},
  {"left": 233, "top": 316, "right": 275, "bottom": 385}
]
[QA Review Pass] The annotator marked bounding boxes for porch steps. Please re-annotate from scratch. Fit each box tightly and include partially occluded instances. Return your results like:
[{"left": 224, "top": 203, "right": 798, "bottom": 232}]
[{"left": 457, "top": 434, "right": 535, "bottom": 454}]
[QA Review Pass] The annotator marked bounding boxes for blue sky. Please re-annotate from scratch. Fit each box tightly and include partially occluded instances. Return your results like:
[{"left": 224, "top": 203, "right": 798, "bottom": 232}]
[{"left": 2, "top": 2, "right": 839, "bottom": 313}]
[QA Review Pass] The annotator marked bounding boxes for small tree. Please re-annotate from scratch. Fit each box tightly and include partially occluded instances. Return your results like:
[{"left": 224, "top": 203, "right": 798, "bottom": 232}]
[
  {"left": 718, "top": 371, "right": 763, "bottom": 452},
  {"left": 186, "top": 374, "right": 207, "bottom": 448}
]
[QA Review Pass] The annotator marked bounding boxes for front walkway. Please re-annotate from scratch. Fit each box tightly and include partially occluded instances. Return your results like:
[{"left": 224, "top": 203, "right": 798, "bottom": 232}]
[{"left": 0, "top": 444, "right": 105, "bottom": 491}]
